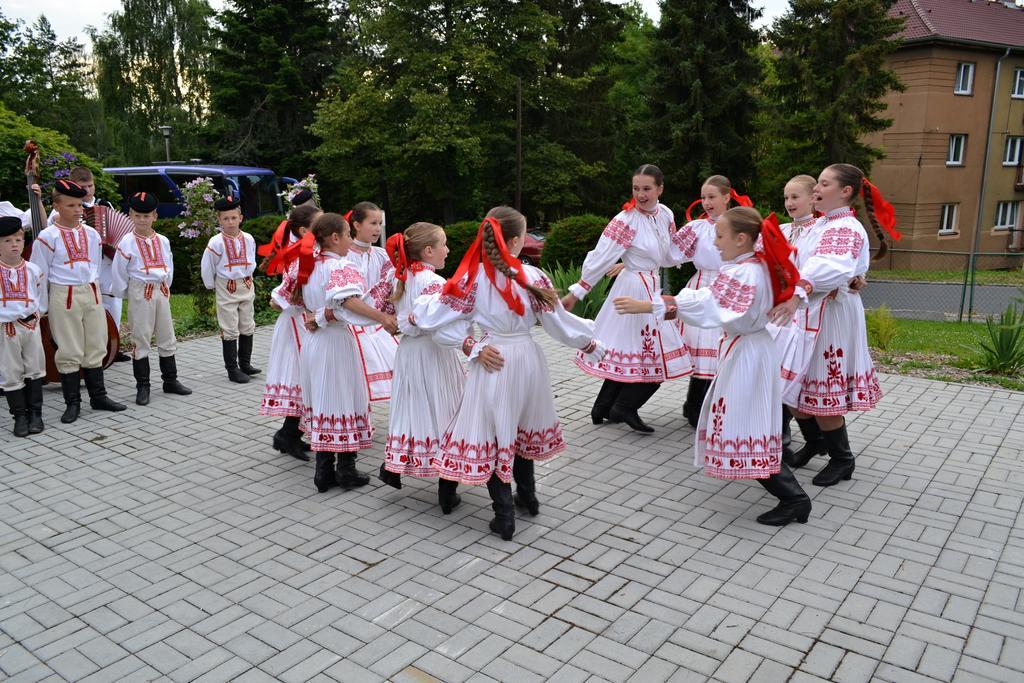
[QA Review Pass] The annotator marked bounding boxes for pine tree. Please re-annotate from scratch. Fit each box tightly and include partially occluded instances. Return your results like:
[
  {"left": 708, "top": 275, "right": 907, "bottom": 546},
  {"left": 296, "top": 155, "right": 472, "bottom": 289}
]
[
  {"left": 759, "top": 0, "right": 904, "bottom": 195},
  {"left": 648, "top": 0, "right": 762, "bottom": 201}
]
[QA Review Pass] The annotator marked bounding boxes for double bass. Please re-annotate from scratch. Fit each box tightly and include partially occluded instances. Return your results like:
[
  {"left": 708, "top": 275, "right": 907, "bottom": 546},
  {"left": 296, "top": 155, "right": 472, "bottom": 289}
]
[{"left": 22, "top": 141, "right": 119, "bottom": 382}]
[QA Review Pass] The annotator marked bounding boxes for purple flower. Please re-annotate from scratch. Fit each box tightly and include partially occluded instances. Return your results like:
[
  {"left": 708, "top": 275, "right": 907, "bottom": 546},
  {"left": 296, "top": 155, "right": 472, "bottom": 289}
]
[
  {"left": 61, "top": 152, "right": 76, "bottom": 161},
  {"left": 54, "top": 169, "right": 69, "bottom": 178},
  {"left": 202, "top": 194, "right": 213, "bottom": 202}
]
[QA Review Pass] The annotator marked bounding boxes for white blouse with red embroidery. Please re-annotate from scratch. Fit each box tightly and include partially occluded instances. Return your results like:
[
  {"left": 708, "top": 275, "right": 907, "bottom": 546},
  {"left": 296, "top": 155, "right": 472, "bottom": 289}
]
[
  {"left": 348, "top": 241, "right": 396, "bottom": 315},
  {"left": 795, "top": 208, "right": 869, "bottom": 298},
  {"left": 673, "top": 217, "right": 723, "bottom": 273},
  {"left": 0, "top": 260, "right": 47, "bottom": 321},
  {"left": 29, "top": 223, "right": 101, "bottom": 287},
  {"left": 110, "top": 231, "right": 174, "bottom": 296},
  {"left": 200, "top": 230, "right": 256, "bottom": 288},
  {"left": 303, "top": 251, "right": 381, "bottom": 329},
  {"left": 395, "top": 264, "right": 473, "bottom": 350}
]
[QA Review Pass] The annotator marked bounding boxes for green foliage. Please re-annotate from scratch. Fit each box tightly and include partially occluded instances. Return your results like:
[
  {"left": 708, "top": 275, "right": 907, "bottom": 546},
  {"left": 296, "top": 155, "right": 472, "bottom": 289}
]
[
  {"left": 439, "top": 220, "right": 482, "bottom": 278},
  {"left": 976, "top": 304, "right": 1024, "bottom": 375},
  {"left": 546, "top": 263, "right": 611, "bottom": 320},
  {"left": 540, "top": 214, "right": 608, "bottom": 270},
  {"left": 0, "top": 105, "right": 118, "bottom": 207},
  {"left": 665, "top": 262, "right": 696, "bottom": 295},
  {"left": 866, "top": 304, "right": 898, "bottom": 351}
]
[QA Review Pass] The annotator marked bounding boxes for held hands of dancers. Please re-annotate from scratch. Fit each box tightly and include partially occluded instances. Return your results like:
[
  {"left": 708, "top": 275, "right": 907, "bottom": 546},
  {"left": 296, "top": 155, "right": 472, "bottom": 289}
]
[
  {"left": 769, "top": 296, "right": 800, "bottom": 325},
  {"left": 477, "top": 345, "right": 505, "bottom": 373},
  {"left": 561, "top": 293, "right": 577, "bottom": 312},
  {"left": 613, "top": 297, "right": 653, "bottom": 315}
]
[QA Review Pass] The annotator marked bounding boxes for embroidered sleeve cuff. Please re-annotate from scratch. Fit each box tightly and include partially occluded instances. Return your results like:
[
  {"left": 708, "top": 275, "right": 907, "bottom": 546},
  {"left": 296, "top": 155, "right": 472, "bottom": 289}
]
[
  {"left": 661, "top": 295, "right": 678, "bottom": 321},
  {"left": 315, "top": 307, "right": 335, "bottom": 328},
  {"left": 467, "top": 340, "right": 488, "bottom": 363},
  {"left": 650, "top": 297, "right": 668, "bottom": 322},
  {"left": 461, "top": 336, "right": 476, "bottom": 357},
  {"left": 796, "top": 279, "right": 813, "bottom": 296},
  {"left": 580, "top": 339, "right": 606, "bottom": 363},
  {"left": 568, "top": 281, "right": 590, "bottom": 300}
]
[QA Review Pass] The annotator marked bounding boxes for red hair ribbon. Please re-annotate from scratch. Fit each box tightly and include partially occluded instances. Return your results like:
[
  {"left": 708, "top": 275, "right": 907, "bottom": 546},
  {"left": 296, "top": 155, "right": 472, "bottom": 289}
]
[
  {"left": 344, "top": 210, "right": 353, "bottom": 224},
  {"left": 730, "top": 188, "right": 753, "bottom": 208},
  {"left": 621, "top": 197, "right": 636, "bottom": 212},
  {"left": 258, "top": 219, "right": 292, "bottom": 275},
  {"left": 755, "top": 212, "right": 800, "bottom": 307},
  {"left": 442, "top": 217, "right": 531, "bottom": 316},
  {"left": 684, "top": 199, "right": 706, "bottom": 222},
  {"left": 387, "top": 233, "right": 429, "bottom": 283},
  {"left": 861, "top": 179, "right": 901, "bottom": 241},
  {"left": 284, "top": 232, "right": 318, "bottom": 288}
]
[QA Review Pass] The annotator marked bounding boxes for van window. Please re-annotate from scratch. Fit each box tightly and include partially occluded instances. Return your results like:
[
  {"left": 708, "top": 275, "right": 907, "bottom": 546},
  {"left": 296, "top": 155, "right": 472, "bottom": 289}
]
[
  {"left": 228, "top": 174, "right": 281, "bottom": 217},
  {"left": 122, "top": 174, "right": 176, "bottom": 202},
  {"left": 166, "top": 173, "right": 233, "bottom": 198}
]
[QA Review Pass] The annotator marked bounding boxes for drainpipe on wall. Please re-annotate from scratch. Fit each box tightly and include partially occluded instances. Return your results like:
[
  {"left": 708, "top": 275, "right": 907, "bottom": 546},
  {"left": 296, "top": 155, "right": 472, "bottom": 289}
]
[{"left": 963, "top": 47, "right": 1012, "bottom": 321}]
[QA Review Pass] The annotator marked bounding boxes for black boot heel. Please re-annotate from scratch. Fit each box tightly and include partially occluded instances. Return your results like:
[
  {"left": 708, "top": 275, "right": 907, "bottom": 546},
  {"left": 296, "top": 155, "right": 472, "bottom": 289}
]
[
  {"left": 378, "top": 464, "right": 402, "bottom": 490},
  {"left": 438, "top": 479, "right": 461, "bottom": 514},
  {"left": 314, "top": 452, "right": 336, "bottom": 492}
]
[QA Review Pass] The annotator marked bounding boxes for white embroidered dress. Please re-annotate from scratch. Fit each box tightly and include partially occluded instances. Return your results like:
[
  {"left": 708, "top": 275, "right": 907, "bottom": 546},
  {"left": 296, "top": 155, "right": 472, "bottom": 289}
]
[
  {"left": 384, "top": 265, "right": 468, "bottom": 478},
  {"left": 347, "top": 241, "right": 399, "bottom": 401},
  {"left": 673, "top": 217, "right": 724, "bottom": 378},
  {"left": 794, "top": 208, "right": 882, "bottom": 415},
  {"left": 652, "top": 253, "right": 781, "bottom": 479},
  {"left": 413, "top": 264, "right": 604, "bottom": 485},
  {"left": 260, "top": 256, "right": 310, "bottom": 418},
  {"left": 569, "top": 204, "right": 692, "bottom": 383},
  {"left": 298, "top": 252, "right": 380, "bottom": 452}
]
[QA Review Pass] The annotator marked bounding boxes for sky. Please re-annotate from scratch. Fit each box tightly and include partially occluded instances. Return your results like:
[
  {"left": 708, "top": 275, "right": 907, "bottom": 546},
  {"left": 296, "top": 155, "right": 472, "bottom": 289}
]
[{"left": 4, "top": 0, "right": 792, "bottom": 43}]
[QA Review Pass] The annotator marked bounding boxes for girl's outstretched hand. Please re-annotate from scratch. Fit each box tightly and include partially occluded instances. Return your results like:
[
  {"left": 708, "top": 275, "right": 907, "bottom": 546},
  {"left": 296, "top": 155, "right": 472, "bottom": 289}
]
[
  {"left": 380, "top": 314, "right": 399, "bottom": 336},
  {"left": 561, "top": 293, "right": 577, "bottom": 312},
  {"left": 478, "top": 345, "right": 505, "bottom": 372},
  {"left": 606, "top": 263, "right": 625, "bottom": 278},
  {"left": 613, "top": 297, "right": 652, "bottom": 315},
  {"left": 769, "top": 297, "right": 799, "bottom": 325}
]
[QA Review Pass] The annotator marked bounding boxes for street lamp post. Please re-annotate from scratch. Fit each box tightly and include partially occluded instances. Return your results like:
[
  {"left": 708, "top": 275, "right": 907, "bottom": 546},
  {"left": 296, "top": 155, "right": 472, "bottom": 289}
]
[{"left": 158, "top": 125, "right": 172, "bottom": 162}]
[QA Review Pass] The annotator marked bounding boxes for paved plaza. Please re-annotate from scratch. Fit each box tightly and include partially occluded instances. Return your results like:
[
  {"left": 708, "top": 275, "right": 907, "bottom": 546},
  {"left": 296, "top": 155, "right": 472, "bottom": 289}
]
[{"left": 1, "top": 328, "right": 1023, "bottom": 683}]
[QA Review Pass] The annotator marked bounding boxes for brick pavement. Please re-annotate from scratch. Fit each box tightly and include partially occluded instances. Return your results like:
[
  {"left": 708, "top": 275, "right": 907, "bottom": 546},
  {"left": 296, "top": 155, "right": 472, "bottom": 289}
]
[{"left": 1, "top": 328, "right": 1023, "bottom": 682}]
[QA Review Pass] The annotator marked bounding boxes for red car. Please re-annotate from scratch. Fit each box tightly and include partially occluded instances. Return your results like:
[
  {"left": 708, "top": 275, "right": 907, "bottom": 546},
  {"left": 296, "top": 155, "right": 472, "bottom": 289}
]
[{"left": 519, "top": 231, "right": 545, "bottom": 265}]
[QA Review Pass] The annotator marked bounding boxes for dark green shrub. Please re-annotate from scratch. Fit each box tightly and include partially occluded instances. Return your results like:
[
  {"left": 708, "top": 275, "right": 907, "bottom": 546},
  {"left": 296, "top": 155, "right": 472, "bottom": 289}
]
[
  {"left": 540, "top": 214, "right": 608, "bottom": 270},
  {"left": 665, "top": 263, "right": 697, "bottom": 295},
  {"left": 440, "top": 220, "right": 482, "bottom": 277}
]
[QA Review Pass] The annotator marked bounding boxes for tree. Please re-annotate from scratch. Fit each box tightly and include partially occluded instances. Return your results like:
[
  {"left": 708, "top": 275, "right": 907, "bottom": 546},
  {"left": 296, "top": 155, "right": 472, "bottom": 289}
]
[
  {"left": 758, "top": 0, "right": 904, "bottom": 197},
  {"left": 648, "top": 0, "right": 762, "bottom": 203},
  {"left": 206, "top": 0, "right": 348, "bottom": 176}
]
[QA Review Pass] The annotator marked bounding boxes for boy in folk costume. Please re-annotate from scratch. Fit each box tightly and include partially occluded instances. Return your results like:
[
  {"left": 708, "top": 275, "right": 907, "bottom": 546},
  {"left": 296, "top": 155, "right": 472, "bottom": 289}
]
[
  {"left": 0, "top": 217, "right": 48, "bottom": 436},
  {"left": 30, "top": 180, "right": 127, "bottom": 422},
  {"left": 110, "top": 192, "right": 191, "bottom": 405},
  {"left": 616, "top": 208, "right": 812, "bottom": 526},
  {"left": 201, "top": 194, "right": 261, "bottom": 383}
]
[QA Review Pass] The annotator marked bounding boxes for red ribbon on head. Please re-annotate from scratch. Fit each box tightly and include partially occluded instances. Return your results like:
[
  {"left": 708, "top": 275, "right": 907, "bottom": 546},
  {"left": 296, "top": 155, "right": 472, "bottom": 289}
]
[
  {"left": 685, "top": 199, "right": 707, "bottom": 222},
  {"left": 284, "top": 232, "right": 318, "bottom": 288},
  {"left": 258, "top": 219, "right": 293, "bottom": 275},
  {"left": 861, "top": 179, "right": 901, "bottom": 241},
  {"left": 387, "top": 233, "right": 429, "bottom": 283},
  {"left": 442, "top": 217, "right": 531, "bottom": 316},
  {"left": 730, "top": 188, "right": 753, "bottom": 208},
  {"left": 622, "top": 197, "right": 636, "bottom": 212},
  {"left": 755, "top": 212, "right": 800, "bottom": 307},
  {"left": 344, "top": 210, "right": 353, "bottom": 224}
]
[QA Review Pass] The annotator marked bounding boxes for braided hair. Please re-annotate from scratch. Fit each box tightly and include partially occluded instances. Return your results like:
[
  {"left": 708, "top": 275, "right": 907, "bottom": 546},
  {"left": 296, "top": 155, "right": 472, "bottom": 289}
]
[
  {"left": 826, "top": 163, "right": 888, "bottom": 260},
  {"left": 390, "top": 222, "right": 444, "bottom": 302},
  {"left": 483, "top": 206, "right": 557, "bottom": 310}
]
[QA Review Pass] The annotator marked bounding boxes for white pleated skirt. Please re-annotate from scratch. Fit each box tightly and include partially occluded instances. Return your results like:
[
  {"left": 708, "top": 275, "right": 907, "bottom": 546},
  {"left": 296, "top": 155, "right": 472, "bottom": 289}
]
[
  {"left": 259, "top": 308, "right": 306, "bottom": 418},
  {"left": 680, "top": 269, "right": 722, "bottom": 378},
  {"left": 695, "top": 329, "right": 782, "bottom": 480},
  {"left": 353, "top": 325, "right": 398, "bottom": 402},
  {"left": 385, "top": 335, "right": 466, "bottom": 478},
  {"left": 576, "top": 269, "right": 691, "bottom": 383},
  {"left": 299, "top": 324, "right": 373, "bottom": 452},
  {"left": 439, "top": 333, "right": 566, "bottom": 485},
  {"left": 774, "top": 298, "right": 827, "bottom": 407},
  {"left": 797, "top": 292, "right": 882, "bottom": 416}
]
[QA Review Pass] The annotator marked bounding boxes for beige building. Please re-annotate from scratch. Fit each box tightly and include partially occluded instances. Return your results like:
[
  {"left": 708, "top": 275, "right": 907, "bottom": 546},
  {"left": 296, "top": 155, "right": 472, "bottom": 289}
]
[{"left": 866, "top": 0, "right": 1024, "bottom": 269}]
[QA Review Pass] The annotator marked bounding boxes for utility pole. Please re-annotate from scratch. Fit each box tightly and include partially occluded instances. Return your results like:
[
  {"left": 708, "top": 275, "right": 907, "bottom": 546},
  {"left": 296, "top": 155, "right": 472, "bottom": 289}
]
[{"left": 515, "top": 77, "right": 523, "bottom": 211}]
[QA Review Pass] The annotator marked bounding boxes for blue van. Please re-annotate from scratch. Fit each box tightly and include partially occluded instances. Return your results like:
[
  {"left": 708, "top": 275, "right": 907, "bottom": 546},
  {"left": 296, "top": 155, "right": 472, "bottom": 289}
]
[{"left": 103, "top": 164, "right": 297, "bottom": 219}]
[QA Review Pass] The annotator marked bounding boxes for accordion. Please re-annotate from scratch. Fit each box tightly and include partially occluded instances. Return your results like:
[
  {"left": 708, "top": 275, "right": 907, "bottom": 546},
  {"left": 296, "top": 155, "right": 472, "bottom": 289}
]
[{"left": 84, "top": 204, "right": 135, "bottom": 258}]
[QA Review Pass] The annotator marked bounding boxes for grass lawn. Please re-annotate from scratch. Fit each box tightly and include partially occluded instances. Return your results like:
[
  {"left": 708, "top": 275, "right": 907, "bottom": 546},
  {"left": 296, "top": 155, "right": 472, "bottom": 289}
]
[{"left": 870, "top": 268, "right": 1024, "bottom": 286}]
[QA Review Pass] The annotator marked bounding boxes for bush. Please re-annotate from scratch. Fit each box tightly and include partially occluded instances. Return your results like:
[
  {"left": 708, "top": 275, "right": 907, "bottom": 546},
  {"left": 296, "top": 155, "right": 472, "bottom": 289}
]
[
  {"left": 665, "top": 263, "right": 697, "bottom": 295},
  {"left": 866, "top": 304, "right": 899, "bottom": 351},
  {"left": 540, "top": 214, "right": 608, "bottom": 270},
  {"left": 547, "top": 263, "right": 612, "bottom": 320},
  {"left": 439, "top": 220, "right": 481, "bottom": 277},
  {"left": 976, "top": 303, "right": 1024, "bottom": 375}
]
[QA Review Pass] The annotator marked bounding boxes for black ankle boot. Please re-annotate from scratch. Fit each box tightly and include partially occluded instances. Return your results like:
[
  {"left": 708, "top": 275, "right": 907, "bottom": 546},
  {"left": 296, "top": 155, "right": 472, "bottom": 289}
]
[
  {"left": 378, "top": 463, "right": 402, "bottom": 489},
  {"left": 314, "top": 452, "right": 336, "bottom": 492},
  {"left": 486, "top": 473, "right": 515, "bottom": 540},
  {"left": 273, "top": 416, "right": 310, "bottom": 462},
  {"left": 814, "top": 423, "right": 856, "bottom": 487},
  {"left": 591, "top": 380, "right": 623, "bottom": 425},
  {"left": 784, "top": 417, "right": 829, "bottom": 468},
  {"left": 222, "top": 339, "right": 249, "bottom": 383},
  {"left": 512, "top": 456, "right": 539, "bottom": 516},
  {"left": 336, "top": 453, "right": 369, "bottom": 489},
  {"left": 26, "top": 378, "right": 44, "bottom": 434},
  {"left": 133, "top": 358, "right": 150, "bottom": 406},
  {"left": 756, "top": 463, "right": 812, "bottom": 526},
  {"left": 84, "top": 367, "right": 127, "bottom": 412},
  {"left": 238, "top": 334, "right": 261, "bottom": 376},
  {"left": 609, "top": 382, "right": 659, "bottom": 434},
  {"left": 682, "top": 378, "right": 710, "bottom": 428},
  {"left": 438, "top": 479, "right": 461, "bottom": 514},
  {"left": 159, "top": 356, "right": 192, "bottom": 395},
  {"left": 5, "top": 387, "right": 29, "bottom": 437},
  {"left": 59, "top": 372, "right": 81, "bottom": 424}
]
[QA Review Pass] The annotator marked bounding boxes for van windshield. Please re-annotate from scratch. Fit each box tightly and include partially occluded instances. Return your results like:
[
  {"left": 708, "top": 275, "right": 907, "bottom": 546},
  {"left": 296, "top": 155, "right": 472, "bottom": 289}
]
[{"left": 226, "top": 174, "right": 281, "bottom": 217}]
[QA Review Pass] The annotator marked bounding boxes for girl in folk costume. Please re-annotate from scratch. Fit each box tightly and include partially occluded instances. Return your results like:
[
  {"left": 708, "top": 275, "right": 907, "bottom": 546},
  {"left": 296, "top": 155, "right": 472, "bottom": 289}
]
[
  {"left": 615, "top": 207, "right": 812, "bottom": 526},
  {"left": 380, "top": 223, "right": 492, "bottom": 514},
  {"left": 110, "top": 192, "right": 192, "bottom": 406},
  {"left": 769, "top": 163, "right": 898, "bottom": 486},
  {"left": 296, "top": 213, "right": 399, "bottom": 493},
  {"left": 258, "top": 204, "right": 323, "bottom": 462},
  {"left": 345, "top": 202, "right": 399, "bottom": 402},
  {"left": 675, "top": 174, "right": 754, "bottom": 427},
  {"left": 562, "top": 164, "right": 692, "bottom": 434},
  {"left": 412, "top": 207, "right": 606, "bottom": 541}
]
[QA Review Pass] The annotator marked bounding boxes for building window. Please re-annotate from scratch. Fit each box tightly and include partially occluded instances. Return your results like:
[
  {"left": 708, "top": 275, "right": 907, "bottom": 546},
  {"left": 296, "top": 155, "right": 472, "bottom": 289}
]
[
  {"left": 995, "top": 201, "right": 1020, "bottom": 231},
  {"left": 1014, "top": 68, "right": 1024, "bottom": 98},
  {"left": 938, "top": 204, "right": 958, "bottom": 235},
  {"left": 947, "top": 134, "right": 966, "bottom": 165},
  {"left": 1005, "top": 137, "right": 1023, "bottom": 166},
  {"left": 954, "top": 62, "right": 975, "bottom": 95}
]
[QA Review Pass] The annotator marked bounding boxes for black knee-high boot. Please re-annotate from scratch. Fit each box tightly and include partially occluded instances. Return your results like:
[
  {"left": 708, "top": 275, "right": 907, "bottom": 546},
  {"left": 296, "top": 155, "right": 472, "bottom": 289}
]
[
  {"left": 273, "top": 416, "right": 310, "bottom": 461},
  {"left": 784, "top": 417, "right": 829, "bottom": 468},
  {"left": 336, "top": 452, "right": 370, "bottom": 489},
  {"left": 438, "top": 479, "right": 460, "bottom": 514},
  {"left": 314, "top": 452, "right": 336, "bottom": 493},
  {"left": 682, "top": 378, "right": 711, "bottom": 428},
  {"left": 591, "top": 380, "right": 624, "bottom": 425},
  {"left": 486, "top": 473, "right": 515, "bottom": 540},
  {"left": 378, "top": 463, "right": 402, "bottom": 489},
  {"left": 609, "top": 382, "right": 659, "bottom": 433},
  {"left": 512, "top": 456, "right": 539, "bottom": 516},
  {"left": 26, "top": 378, "right": 44, "bottom": 434},
  {"left": 813, "top": 422, "right": 855, "bottom": 487},
  {"left": 781, "top": 405, "right": 793, "bottom": 451},
  {"left": 755, "top": 463, "right": 812, "bottom": 526}
]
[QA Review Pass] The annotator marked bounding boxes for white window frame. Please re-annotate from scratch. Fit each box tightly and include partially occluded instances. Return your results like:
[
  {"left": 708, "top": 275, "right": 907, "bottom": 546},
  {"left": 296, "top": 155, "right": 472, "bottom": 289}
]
[
  {"left": 1004, "top": 136, "right": 1023, "bottom": 166},
  {"left": 946, "top": 134, "right": 966, "bottom": 166},
  {"left": 954, "top": 62, "right": 975, "bottom": 95},
  {"left": 1013, "top": 68, "right": 1024, "bottom": 99},
  {"left": 938, "top": 204, "right": 958, "bottom": 235},
  {"left": 995, "top": 201, "right": 1020, "bottom": 231}
]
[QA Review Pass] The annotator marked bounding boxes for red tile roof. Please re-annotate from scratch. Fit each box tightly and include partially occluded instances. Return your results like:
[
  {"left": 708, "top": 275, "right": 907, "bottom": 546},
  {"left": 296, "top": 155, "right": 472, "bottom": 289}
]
[{"left": 893, "top": 0, "right": 1024, "bottom": 49}]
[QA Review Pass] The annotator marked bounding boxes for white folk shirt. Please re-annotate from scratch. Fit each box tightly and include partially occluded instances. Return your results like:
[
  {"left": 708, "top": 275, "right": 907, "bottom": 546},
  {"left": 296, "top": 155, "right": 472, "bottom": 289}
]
[
  {"left": 0, "top": 260, "right": 48, "bottom": 322},
  {"left": 201, "top": 231, "right": 256, "bottom": 288},
  {"left": 303, "top": 252, "right": 380, "bottom": 329},
  {"left": 348, "top": 241, "right": 396, "bottom": 314},
  {"left": 29, "top": 223, "right": 101, "bottom": 286},
  {"left": 794, "top": 208, "right": 870, "bottom": 305},
  {"left": 110, "top": 232, "right": 175, "bottom": 298}
]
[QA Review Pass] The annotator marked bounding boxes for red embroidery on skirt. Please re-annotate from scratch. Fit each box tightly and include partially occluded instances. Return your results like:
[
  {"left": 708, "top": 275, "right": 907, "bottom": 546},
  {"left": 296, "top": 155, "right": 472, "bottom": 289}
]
[
  {"left": 816, "top": 227, "right": 864, "bottom": 258},
  {"left": 800, "top": 368, "right": 882, "bottom": 415},
  {"left": 516, "top": 424, "right": 565, "bottom": 458},
  {"left": 260, "top": 384, "right": 304, "bottom": 417},
  {"left": 302, "top": 410, "right": 374, "bottom": 451},
  {"left": 603, "top": 219, "right": 636, "bottom": 248},
  {"left": 710, "top": 273, "right": 755, "bottom": 313}
]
